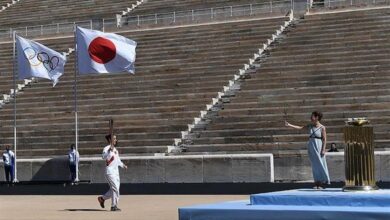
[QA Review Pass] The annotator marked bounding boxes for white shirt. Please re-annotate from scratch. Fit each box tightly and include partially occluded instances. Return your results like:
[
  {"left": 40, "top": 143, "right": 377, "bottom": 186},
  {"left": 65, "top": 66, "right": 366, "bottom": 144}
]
[
  {"left": 102, "top": 145, "right": 124, "bottom": 176},
  {"left": 68, "top": 149, "right": 79, "bottom": 165},
  {"left": 2, "top": 150, "right": 15, "bottom": 166}
]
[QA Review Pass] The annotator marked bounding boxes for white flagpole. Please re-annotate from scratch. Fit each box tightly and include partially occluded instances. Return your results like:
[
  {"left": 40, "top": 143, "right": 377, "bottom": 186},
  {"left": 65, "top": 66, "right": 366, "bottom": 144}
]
[
  {"left": 12, "top": 31, "right": 18, "bottom": 183},
  {"left": 74, "top": 26, "right": 79, "bottom": 183}
]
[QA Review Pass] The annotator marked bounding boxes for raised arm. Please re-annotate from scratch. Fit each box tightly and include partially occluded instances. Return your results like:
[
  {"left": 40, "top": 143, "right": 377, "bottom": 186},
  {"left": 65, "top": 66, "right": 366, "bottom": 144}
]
[{"left": 285, "top": 121, "right": 305, "bottom": 130}]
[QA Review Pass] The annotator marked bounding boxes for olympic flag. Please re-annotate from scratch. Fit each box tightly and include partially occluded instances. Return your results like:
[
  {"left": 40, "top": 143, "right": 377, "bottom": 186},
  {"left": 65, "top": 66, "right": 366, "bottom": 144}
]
[
  {"left": 76, "top": 27, "right": 137, "bottom": 74},
  {"left": 16, "top": 35, "right": 66, "bottom": 86}
]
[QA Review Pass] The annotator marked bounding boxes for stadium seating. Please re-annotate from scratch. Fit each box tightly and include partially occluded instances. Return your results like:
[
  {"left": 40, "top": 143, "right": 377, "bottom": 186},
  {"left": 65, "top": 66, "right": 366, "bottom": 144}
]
[
  {"left": 0, "top": 0, "right": 138, "bottom": 28},
  {"left": 131, "top": 0, "right": 265, "bottom": 15},
  {"left": 184, "top": 8, "right": 390, "bottom": 155},
  {"left": 0, "top": 0, "right": 388, "bottom": 161},
  {"left": 0, "top": 0, "right": 11, "bottom": 7},
  {"left": 0, "top": 17, "right": 287, "bottom": 157},
  {"left": 0, "top": 0, "right": 279, "bottom": 29},
  {"left": 0, "top": 42, "right": 13, "bottom": 95}
]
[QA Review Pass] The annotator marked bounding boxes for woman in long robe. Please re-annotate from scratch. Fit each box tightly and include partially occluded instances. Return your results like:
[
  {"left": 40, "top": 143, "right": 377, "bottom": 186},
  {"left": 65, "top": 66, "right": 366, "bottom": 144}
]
[{"left": 285, "top": 111, "right": 330, "bottom": 189}]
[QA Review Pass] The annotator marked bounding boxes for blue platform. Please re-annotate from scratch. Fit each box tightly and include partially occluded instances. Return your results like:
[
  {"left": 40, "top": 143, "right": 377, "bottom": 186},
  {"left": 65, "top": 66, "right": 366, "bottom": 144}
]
[
  {"left": 250, "top": 188, "right": 390, "bottom": 207},
  {"left": 179, "top": 189, "right": 390, "bottom": 220}
]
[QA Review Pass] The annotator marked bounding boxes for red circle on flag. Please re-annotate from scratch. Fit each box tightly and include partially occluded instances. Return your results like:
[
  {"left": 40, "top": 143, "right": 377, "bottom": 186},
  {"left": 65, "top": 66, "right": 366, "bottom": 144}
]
[{"left": 88, "top": 37, "right": 116, "bottom": 64}]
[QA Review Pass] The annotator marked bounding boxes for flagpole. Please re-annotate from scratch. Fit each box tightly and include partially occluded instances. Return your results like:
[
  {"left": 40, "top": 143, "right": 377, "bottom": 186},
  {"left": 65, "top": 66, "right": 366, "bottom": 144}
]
[
  {"left": 12, "top": 31, "right": 18, "bottom": 183},
  {"left": 74, "top": 26, "right": 79, "bottom": 183}
]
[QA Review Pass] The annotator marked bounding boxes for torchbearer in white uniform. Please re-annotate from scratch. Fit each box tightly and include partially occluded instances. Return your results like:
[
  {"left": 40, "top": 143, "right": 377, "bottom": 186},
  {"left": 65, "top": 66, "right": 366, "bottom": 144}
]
[{"left": 98, "top": 134, "right": 127, "bottom": 211}]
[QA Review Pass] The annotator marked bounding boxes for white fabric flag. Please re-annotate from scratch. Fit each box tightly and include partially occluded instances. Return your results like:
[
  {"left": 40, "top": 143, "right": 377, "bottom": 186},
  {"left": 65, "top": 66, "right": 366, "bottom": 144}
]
[
  {"left": 16, "top": 35, "right": 66, "bottom": 86},
  {"left": 76, "top": 27, "right": 137, "bottom": 74}
]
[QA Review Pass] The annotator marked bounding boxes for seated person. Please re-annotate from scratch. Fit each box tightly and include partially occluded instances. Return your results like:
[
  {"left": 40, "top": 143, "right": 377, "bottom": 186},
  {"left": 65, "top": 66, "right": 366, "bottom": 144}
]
[{"left": 328, "top": 143, "right": 339, "bottom": 152}]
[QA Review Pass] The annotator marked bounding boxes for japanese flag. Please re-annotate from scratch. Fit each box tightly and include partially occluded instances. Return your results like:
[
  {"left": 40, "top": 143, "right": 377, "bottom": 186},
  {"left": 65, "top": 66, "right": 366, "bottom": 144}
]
[
  {"left": 16, "top": 35, "right": 66, "bottom": 86},
  {"left": 76, "top": 27, "right": 137, "bottom": 75}
]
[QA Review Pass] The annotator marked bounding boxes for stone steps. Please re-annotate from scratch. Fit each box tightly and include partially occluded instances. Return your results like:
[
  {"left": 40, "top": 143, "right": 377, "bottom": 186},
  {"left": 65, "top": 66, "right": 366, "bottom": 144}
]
[
  {"left": 196, "top": 124, "right": 390, "bottom": 137},
  {"left": 236, "top": 88, "right": 387, "bottom": 100},
  {"left": 0, "top": 16, "right": 287, "bottom": 156},
  {"left": 130, "top": 0, "right": 268, "bottom": 16},
  {"left": 190, "top": 133, "right": 390, "bottom": 145},
  {"left": 215, "top": 109, "right": 390, "bottom": 122},
  {"left": 15, "top": 145, "right": 168, "bottom": 157},
  {"left": 185, "top": 140, "right": 390, "bottom": 153},
  {"left": 185, "top": 8, "right": 390, "bottom": 153},
  {"left": 227, "top": 95, "right": 390, "bottom": 109},
  {"left": 0, "top": 0, "right": 138, "bottom": 28}
]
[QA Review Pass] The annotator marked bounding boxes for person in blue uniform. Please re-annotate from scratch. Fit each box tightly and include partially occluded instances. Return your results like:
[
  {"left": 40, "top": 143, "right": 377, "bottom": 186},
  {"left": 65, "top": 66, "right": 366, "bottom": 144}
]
[
  {"left": 2, "top": 145, "right": 15, "bottom": 183},
  {"left": 285, "top": 111, "right": 330, "bottom": 189},
  {"left": 68, "top": 144, "right": 79, "bottom": 184}
]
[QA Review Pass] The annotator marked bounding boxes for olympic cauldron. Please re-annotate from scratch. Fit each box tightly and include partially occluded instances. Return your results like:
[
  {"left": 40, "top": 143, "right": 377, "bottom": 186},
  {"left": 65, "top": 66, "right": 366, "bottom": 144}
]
[{"left": 343, "top": 118, "right": 378, "bottom": 191}]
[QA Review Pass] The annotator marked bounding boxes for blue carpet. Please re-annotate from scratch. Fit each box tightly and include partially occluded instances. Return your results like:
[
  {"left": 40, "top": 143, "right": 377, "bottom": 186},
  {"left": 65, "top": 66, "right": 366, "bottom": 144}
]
[
  {"left": 250, "top": 188, "right": 390, "bottom": 207},
  {"left": 179, "top": 189, "right": 390, "bottom": 220}
]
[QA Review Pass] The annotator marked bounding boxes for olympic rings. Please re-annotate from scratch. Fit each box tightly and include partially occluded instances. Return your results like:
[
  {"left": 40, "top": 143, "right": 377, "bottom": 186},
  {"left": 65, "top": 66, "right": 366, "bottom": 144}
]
[
  {"left": 23, "top": 47, "right": 40, "bottom": 66},
  {"left": 23, "top": 47, "right": 60, "bottom": 72}
]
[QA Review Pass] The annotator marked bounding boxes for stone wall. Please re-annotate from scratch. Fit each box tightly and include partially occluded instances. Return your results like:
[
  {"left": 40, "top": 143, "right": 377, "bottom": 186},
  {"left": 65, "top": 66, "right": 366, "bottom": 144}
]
[
  {"left": 0, "top": 154, "right": 274, "bottom": 183},
  {"left": 275, "top": 152, "right": 390, "bottom": 182},
  {"left": 1, "top": 152, "right": 389, "bottom": 183}
]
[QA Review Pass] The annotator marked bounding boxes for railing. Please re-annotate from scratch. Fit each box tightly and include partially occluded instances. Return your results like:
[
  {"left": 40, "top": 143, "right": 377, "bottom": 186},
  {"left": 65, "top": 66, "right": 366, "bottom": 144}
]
[
  {"left": 0, "top": 20, "right": 94, "bottom": 39},
  {"left": 309, "top": 0, "right": 390, "bottom": 11},
  {"left": 0, "top": 1, "right": 292, "bottom": 40},
  {"left": 117, "top": 1, "right": 292, "bottom": 29},
  {"left": 0, "top": 0, "right": 385, "bottom": 40}
]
